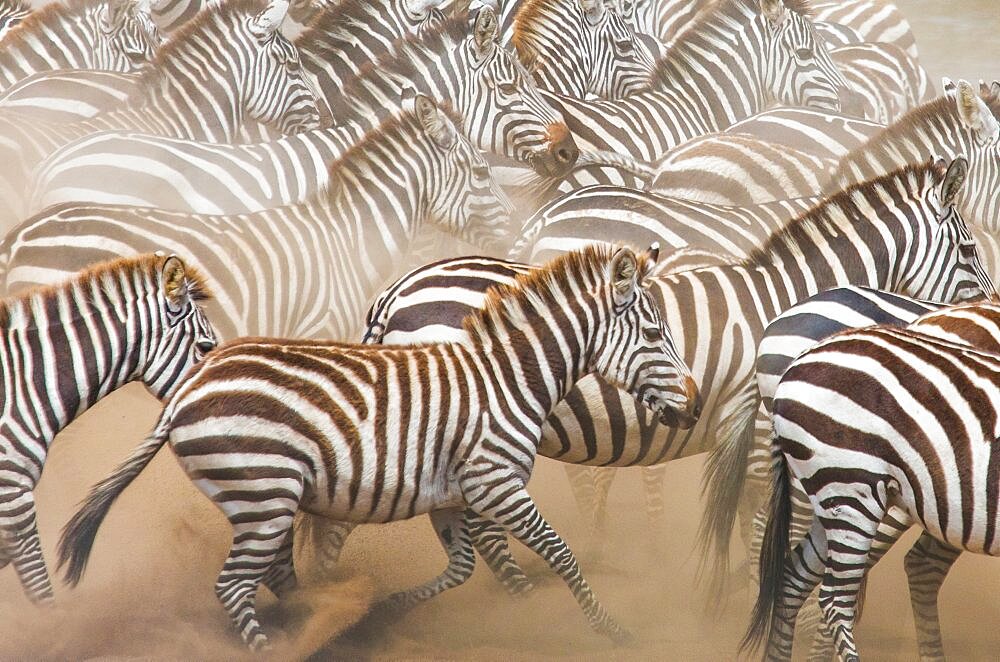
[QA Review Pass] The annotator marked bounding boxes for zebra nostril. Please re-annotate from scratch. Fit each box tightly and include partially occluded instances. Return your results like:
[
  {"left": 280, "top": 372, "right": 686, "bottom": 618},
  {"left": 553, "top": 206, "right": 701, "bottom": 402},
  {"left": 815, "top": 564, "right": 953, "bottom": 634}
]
[{"left": 555, "top": 147, "right": 573, "bottom": 164}]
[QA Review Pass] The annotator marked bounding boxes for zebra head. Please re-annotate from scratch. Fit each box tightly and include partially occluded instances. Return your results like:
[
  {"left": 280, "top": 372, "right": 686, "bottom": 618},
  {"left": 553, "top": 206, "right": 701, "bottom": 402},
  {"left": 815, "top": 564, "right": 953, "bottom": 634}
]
[
  {"left": 756, "top": 0, "right": 853, "bottom": 114},
  {"left": 141, "top": 255, "right": 218, "bottom": 400},
  {"left": 512, "top": 0, "right": 655, "bottom": 100},
  {"left": 463, "top": 7, "right": 580, "bottom": 177},
  {"left": 900, "top": 157, "right": 995, "bottom": 303},
  {"left": 97, "top": 0, "right": 163, "bottom": 71},
  {"left": 406, "top": 0, "right": 447, "bottom": 36},
  {"left": 593, "top": 244, "right": 701, "bottom": 429},
  {"left": 951, "top": 80, "right": 1000, "bottom": 234},
  {"left": 414, "top": 95, "right": 514, "bottom": 252},
  {"left": 242, "top": 0, "right": 323, "bottom": 133}
]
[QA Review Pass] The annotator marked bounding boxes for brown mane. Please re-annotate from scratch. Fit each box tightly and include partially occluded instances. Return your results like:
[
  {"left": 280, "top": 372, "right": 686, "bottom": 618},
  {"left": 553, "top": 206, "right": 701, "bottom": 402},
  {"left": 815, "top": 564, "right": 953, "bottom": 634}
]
[
  {"left": 0, "top": 254, "right": 211, "bottom": 329},
  {"left": 0, "top": 0, "right": 104, "bottom": 50},
  {"left": 464, "top": 244, "right": 653, "bottom": 340},
  {"left": 147, "top": 0, "right": 267, "bottom": 71}
]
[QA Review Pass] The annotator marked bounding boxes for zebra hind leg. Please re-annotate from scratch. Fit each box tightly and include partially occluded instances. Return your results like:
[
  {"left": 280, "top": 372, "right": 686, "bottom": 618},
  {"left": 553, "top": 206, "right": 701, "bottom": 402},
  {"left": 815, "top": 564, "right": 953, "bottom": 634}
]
[
  {"left": 462, "top": 471, "right": 631, "bottom": 644},
  {"left": 261, "top": 528, "right": 298, "bottom": 599},
  {"left": 292, "top": 514, "right": 356, "bottom": 581},
  {"left": 378, "top": 507, "right": 475, "bottom": 613},
  {"left": 2, "top": 488, "right": 55, "bottom": 605},
  {"left": 904, "top": 531, "right": 961, "bottom": 661},
  {"left": 467, "top": 511, "right": 534, "bottom": 595}
]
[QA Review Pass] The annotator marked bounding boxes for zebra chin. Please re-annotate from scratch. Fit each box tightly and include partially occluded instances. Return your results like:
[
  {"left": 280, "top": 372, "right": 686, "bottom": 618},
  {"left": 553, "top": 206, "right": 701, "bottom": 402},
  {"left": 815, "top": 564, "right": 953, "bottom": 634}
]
[{"left": 642, "top": 376, "right": 702, "bottom": 430}]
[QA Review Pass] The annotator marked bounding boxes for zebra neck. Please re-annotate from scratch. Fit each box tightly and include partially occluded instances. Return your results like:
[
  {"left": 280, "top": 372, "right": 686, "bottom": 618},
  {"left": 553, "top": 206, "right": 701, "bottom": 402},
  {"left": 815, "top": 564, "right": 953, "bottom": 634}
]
[{"left": 0, "top": 6, "right": 105, "bottom": 89}]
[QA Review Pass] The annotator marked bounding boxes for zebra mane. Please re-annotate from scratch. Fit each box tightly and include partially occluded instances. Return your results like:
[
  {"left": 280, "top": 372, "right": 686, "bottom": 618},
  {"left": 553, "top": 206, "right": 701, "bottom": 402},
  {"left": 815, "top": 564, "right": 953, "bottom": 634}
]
[
  {"left": 463, "top": 244, "right": 652, "bottom": 342},
  {"left": 0, "top": 254, "right": 212, "bottom": 330},
  {"left": 144, "top": 0, "right": 267, "bottom": 72},
  {"left": 0, "top": 0, "right": 106, "bottom": 47},
  {"left": 322, "top": 102, "right": 461, "bottom": 195},
  {"left": 743, "top": 160, "right": 940, "bottom": 267},
  {"left": 333, "top": 13, "right": 470, "bottom": 120},
  {"left": 832, "top": 91, "right": 1000, "bottom": 185},
  {"left": 643, "top": 0, "right": 812, "bottom": 93},
  {"left": 295, "top": 0, "right": 400, "bottom": 57}
]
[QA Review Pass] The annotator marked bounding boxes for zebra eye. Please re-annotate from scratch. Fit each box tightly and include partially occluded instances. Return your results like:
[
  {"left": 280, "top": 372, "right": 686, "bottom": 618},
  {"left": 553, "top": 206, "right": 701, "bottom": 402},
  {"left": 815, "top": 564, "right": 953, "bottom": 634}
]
[
  {"left": 615, "top": 40, "right": 634, "bottom": 55},
  {"left": 959, "top": 242, "right": 979, "bottom": 258},
  {"left": 794, "top": 47, "right": 813, "bottom": 60},
  {"left": 195, "top": 339, "right": 216, "bottom": 355},
  {"left": 497, "top": 82, "right": 517, "bottom": 96},
  {"left": 472, "top": 163, "right": 490, "bottom": 179},
  {"left": 643, "top": 328, "right": 661, "bottom": 342}
]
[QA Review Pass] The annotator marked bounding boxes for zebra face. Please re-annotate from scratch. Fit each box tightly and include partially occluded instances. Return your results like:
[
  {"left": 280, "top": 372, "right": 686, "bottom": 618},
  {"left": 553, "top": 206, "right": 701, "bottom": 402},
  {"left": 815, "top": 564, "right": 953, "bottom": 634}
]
[
  {"left": 467, "top": 7, "right": 579, "bottom": 177},
  {"left": 415, "top": 96, "right": 513, "bottom": 251},
  {"left": 243, "top": 1, "right": 323, "bottom": 134},
  {"left": 583, "top": 0, "right": 656, "bottom": 100},
  {"left": 759, "top": 1, "right": 850, "bottom": 113},
  {"left": 142, "top": 256, "right": 218, "bottom": 401},
  {"left": 906, "top": 157, "right": 995, "bottom": 303},
  {"left": 98, "top": 0, "right": 163, "bottom": 72},
  {"left": 954, "top": 81, "right": 1000, "bottom": 232},
  {"left": 594, "top": 245, "right": 701, "bottom": 429}
]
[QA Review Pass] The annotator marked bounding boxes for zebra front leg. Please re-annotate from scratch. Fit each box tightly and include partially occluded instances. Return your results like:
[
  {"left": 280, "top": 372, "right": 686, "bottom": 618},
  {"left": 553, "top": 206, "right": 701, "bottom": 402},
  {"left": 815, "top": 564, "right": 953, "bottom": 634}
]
[
  {"left": 1, "top": 488, "right": 55, "bottom": 605},
  {"left": 261, "top": 528, "right": 298, "bottom": 599},
  {"left": 467, "top": 511, "right": 534, "bottom": 596},
  {"left": 462, "top": 469, "right": 631, "bottom": 644},
  {"left": 378, "top": 507, "right": 475, "bottom": 613},
  {"left": 564, "top": 465, "right": 616, "bottom": 564},
  {"left": 904, "top": 532, "right": 961, "bottom": 661}
]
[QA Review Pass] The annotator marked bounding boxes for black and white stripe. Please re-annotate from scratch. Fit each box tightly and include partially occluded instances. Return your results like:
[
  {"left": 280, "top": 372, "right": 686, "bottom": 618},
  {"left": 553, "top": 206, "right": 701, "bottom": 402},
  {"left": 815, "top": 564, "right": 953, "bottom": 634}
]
[
  {"left": 0, "top": 253, "right": 216, "bottom": 605},
  {"left": 56, "top": 244, "right": 700, "bottom": 650}
]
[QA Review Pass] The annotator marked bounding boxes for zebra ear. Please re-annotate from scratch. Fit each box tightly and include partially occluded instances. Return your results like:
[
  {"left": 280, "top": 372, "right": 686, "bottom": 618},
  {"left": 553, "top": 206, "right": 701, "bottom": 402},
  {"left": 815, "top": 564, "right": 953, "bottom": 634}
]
[
  {"left": 639, "top": 242, "right": 659, "bottom": 279},
  {"left": 942, "top": 77, "right": 956, "bottom": 95},
  {"left": 162, "top": 255, "right": 189, "bottom": 311},
  {"left": 414, "top": 95, "right": 457, "bottom": 149},
  {"left": 472, "top": 6, "right": 498, "bottom": 57},
  {"left": 101, "top": 0, "right": 130, "bottom": 33},
  {"left": 938, "top": 156, "right": 968, "bottom": 207},
  {"left": 610, "top": 246, "right": 639, "bottom": 308},
  {"left": 956, "top": 80, "right": 1000, "bottom": 143},
  {"left": 251, "top": 0, "right": 289, "bottom": 37},
  {"left": 579, "top": 0, "right": 605, "bottom": 26},
  {"left": 758, "top": 0, "right": 787, "bottom": 27}
]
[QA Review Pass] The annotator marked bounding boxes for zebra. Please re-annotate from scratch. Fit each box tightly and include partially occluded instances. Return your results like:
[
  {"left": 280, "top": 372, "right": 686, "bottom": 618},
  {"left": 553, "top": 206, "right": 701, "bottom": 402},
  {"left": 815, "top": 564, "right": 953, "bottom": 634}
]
[
  {"left": 4, "top": 98, "right": 513, "bottom": 343},
  {"left": 330, "top": 8, "right": 579, "bottom": 177},
  {"left": 0, "top": 0, "right": 29, "bottom": 39},
  {"left": 56, "top": 244, "right": 701, "bottom": 650},
  {"left": 0, "top": 253, "right": 216, "bottom": 605},
  {"left": 811, "top": 0, "right": 918, "bottom": 60},
  {"left": 24, "top": 6, "right": 579, "bottom": 218},
  {"left": 146, "top": 0, "right": 339, "bottom": 32},
  {"left": 309, "top": 158, "right": 994, "bottom": 588},
  {"left": 539, "top": 0, "right": 857, "bottom": 162},
  {"left": 0, "top": 0, "right": 324, "bottom": 225},
  {"left": 743, "top": 298, "right": 1000, "bottom": 661},
  {"left": 0, "top": 0, "right": 161, "bottom": 90},
  {"left": 510, "top": 0, "right": 657, "bottom": 99},
  {"left": 831, "top": 42, "right": 932, "bottom": 124},
  {"left": 295, "top": 0, "right": 446, "bottom": 104}
]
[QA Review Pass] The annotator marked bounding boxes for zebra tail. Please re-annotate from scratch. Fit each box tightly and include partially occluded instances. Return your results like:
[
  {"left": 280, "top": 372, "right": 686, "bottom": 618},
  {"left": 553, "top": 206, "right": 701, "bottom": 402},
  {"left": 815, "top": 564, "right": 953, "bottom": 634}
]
[
  {"left": 696, "top": 393, "right": 758, "bottom": 598},
  {"left": 740, "top": 444, "right": 791, "bottom": 654},
  {"left": 57, "top": 413, "right": 172, "bottom": 587}
]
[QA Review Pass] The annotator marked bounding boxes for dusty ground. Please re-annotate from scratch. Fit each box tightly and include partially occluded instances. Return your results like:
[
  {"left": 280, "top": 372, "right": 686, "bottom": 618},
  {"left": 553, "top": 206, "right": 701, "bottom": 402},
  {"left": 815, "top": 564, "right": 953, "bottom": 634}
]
[{"left": 2, "top": 1, "right": 1000, "bottom": 660}]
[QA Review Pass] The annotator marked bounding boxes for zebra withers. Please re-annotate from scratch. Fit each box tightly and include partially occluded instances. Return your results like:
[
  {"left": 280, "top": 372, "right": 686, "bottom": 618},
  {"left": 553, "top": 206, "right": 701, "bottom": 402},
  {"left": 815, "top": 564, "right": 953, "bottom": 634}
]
[
  {"left": 745, "top": 299, "right": 1000, "bottom": 661},
  {"left": 58, "top": 244, "right": 701, "bottom": 650},
  {"left": 0, "top": 254, "right": 216, "bottom": 605}
]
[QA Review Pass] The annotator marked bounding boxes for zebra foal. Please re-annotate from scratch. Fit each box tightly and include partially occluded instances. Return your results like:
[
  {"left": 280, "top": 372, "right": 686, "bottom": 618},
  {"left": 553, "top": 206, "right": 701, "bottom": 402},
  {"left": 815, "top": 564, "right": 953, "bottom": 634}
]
[
  {"left": 58, "top": 244, "right": 701, "bottom": 650},
  {"left": 746, "top": 299, "right": 1000, "bottom": 661},
  {"left": 0, "top": 254, "right": 216, "bottom": 605}
]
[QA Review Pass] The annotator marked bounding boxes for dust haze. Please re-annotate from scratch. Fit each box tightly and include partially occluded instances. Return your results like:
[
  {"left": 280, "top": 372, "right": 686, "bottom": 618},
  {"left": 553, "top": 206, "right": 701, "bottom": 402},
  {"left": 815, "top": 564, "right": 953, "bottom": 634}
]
[{"left": 3, "top": 0, "right": 1000, "bottom": 660}]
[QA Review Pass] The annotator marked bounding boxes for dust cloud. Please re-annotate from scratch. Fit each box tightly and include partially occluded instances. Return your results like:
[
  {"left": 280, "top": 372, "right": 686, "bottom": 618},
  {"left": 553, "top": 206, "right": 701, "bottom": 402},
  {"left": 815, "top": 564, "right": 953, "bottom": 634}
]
[{"left": 2, "top": 1, "right": 1000, "bottom": 660}]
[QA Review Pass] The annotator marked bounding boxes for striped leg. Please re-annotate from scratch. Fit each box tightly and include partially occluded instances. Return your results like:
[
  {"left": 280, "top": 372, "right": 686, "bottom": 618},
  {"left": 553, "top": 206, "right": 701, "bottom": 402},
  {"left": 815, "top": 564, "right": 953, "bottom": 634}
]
[
  {"left": 564, "top": 466, "right": 616, "bottom": 562},
  {"left": 379, "top": 508, "right": 475, "bottom": 613},
  {"left": 642, "top": 464, "right": 666, "bottom": 530},
  {"left": 461, "top": 466, "right": 631, "bottom": 644},
  {"left": 1, "top": 488, "right": 55, "bottom": 605},
  {"left": 904, "top": 532, "right": 960, "bottom": 661},
  {"left": 261, "top": 528, "right": 298, "bottom": 599},
  {"left": 766, "top": 517, "right": 828, "bottom": 661},
  {"left": 467, "top": 513, "right": 534, "bottom": 595},
  {"left": 294, "top": 516, "right": 357, "bottom": 580}
]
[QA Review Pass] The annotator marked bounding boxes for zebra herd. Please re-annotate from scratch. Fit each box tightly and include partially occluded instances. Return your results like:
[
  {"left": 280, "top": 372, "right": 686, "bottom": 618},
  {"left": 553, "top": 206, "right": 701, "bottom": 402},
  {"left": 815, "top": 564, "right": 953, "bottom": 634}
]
[{"left": 0, "top": 0, "right": 997, "bottom": 658}]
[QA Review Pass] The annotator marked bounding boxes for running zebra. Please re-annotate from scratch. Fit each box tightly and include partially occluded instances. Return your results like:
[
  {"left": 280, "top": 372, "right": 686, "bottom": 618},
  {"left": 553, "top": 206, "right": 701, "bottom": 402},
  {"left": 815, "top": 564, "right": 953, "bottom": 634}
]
[
  {"left": 543, "top": 0, "right": 857, "bottom": 161},
  {"left": 0, "top": 254, "right": 216, "bottom": 605},
  {"left": 0, "top": 0, "right": 161, "bottom": 90},
  {"left": 25, "top": 6, "right": 577, "bottom": 217},
  {"left": 744, "top": 298, "right": 1000, "bottom": 661},
  {"left": 4, "top": 98, "right": 512, "bottom": 342},
  {"left": 0, "top": 0, "right": 324, "bottom": 225},
  {"left": 57, "top": 244, "right": 700, "bottom": 650},
  {"left": 316, "top": 159, "right": 993, "bottom": 587},
  {"left": 511, "top": 0, "right": 656, "bottom": 99},
  {"left": 0, "top": 0, "right": 29, "bottom": 39}
]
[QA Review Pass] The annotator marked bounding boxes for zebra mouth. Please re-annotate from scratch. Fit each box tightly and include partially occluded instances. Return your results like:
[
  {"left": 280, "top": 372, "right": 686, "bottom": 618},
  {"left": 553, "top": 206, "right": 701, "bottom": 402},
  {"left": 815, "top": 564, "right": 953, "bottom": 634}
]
[{"left": 645, "top": 394, "right": 698, "bottom": 430}]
